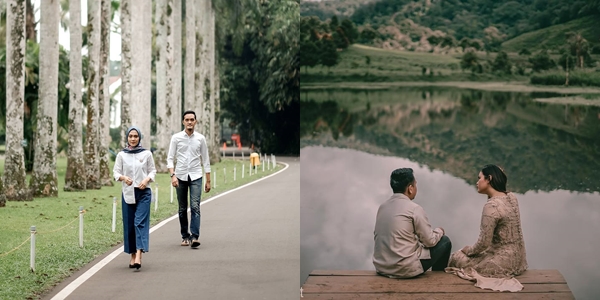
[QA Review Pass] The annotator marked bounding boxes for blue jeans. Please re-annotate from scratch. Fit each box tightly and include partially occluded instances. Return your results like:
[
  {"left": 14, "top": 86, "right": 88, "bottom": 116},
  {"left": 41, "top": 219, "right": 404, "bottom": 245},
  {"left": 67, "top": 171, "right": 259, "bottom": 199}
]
[
  {"left": 176, "top": 176, "right": 202, "bottom": 240},
  {"left": 420, "top": 235, "right": 452, "bottom": 272},
  {"left": 122, "top": 188, "right": 151, "bottom": 253}
]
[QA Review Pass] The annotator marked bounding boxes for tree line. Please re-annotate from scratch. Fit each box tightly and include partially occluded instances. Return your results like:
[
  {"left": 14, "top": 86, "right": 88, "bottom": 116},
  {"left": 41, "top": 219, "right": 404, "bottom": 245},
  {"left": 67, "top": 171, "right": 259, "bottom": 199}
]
[
  {"left": 300, "top": 15, "right": 358, "bottom": 72},
  {"left": 0, "top": 0, "right": 298, "bottom": 206}
]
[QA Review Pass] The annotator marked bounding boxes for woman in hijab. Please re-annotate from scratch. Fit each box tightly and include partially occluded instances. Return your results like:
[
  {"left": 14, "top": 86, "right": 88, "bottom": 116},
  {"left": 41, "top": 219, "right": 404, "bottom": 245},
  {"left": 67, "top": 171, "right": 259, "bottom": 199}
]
[{"left": 113, "top": 126, "right": 156, "bottom": 270}]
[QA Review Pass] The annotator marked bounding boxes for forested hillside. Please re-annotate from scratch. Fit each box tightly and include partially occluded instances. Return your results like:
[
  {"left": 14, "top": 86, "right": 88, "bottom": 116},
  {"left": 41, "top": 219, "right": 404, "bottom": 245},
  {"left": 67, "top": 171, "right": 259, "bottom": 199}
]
[{"left": 302, "top": 0, "right": 600, "bottom": 51}]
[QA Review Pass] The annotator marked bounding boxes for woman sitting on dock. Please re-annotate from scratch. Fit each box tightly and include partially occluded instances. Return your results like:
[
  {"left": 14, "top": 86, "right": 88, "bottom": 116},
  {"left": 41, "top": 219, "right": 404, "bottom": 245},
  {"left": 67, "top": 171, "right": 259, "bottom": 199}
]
[{"left": 448, "top": 164, "right": 528, "bottom": 278}]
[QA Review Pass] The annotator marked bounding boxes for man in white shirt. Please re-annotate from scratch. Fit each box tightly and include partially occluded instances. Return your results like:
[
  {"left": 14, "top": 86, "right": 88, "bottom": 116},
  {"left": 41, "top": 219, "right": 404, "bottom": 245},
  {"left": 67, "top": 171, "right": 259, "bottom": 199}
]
[
  {"left": 167, "top": 110, "right": 211, "bottom": 249},
  {"left": 373, "top": 168, "right": 452, "bottom": 278}
]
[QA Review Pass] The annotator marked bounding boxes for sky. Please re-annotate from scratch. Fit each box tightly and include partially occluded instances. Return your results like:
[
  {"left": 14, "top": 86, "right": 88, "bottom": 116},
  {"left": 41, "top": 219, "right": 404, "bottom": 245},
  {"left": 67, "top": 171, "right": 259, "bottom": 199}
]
[{"left": 33, "top": 0, "right": 123, "bottom": 61}]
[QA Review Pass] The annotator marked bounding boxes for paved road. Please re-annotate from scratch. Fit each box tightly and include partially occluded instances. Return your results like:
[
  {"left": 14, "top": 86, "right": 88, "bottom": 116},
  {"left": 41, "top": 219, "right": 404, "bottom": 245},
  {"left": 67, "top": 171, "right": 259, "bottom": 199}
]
[{"left": 43, "top": 157, "right": 300, "bottom": 300}]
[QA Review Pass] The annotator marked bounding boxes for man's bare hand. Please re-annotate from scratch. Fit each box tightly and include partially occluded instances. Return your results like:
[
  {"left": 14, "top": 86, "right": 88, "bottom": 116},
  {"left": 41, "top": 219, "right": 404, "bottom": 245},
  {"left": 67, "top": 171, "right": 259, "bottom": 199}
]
[
  {"left": 204, "top": 182, "right": 211, "bottom": 193},
  {"left": 171, "top": 176, "right": 179, "bottom": 187}
]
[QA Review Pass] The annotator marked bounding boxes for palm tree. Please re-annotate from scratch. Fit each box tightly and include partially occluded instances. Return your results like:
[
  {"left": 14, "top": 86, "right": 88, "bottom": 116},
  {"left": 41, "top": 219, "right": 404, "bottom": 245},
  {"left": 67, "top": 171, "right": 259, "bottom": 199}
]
[
  {"left": 120, "top": 0, "right": 132, "bottom": 142},
  {"left": 172, "top": 0, "right": 183, "bottom": 131},
  {"left": 3, "top": 0, "right": 32, "bottom": 201},
  {"left": 566, "top": 32, "right": 589, "bottom": 69},
  {"left": 184, "top": 0, "right": 196, "bottom": 112},
  {"left": 85, "top": 0, "right": 102, "bottom": 189},
  {"left": 128, "top": 0, "right": 151, "bottom": 139},
  {"left": 30, "top": 0, "right": 59, "bottom": 197},
  {"left": 197, "top": 0, "right": 216, "bottom": 162},
  {"left": 98, "top": 0, "right": 113, "bottom": 186},
  {"left": 154, "top": 0, "right": 169, "bottom": 172},
  {"left": 64, "top": 0, "right": 86, "bottom": 191}
]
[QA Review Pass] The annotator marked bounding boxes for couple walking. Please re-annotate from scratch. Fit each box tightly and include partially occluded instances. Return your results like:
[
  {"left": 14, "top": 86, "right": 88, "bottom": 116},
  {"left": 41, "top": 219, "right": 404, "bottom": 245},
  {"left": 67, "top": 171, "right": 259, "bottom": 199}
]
[
  {"left": 112, "top": 110, "right": 211, "bottom": 269},
  {"left": 373, "top": 165, "right": 528, "bottom": 280}
]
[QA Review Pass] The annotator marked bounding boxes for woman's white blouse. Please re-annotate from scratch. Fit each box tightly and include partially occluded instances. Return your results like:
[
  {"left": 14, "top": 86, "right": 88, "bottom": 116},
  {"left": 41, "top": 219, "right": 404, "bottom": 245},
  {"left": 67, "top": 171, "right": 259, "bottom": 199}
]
[{"left": 113, "top": 150, "right": 157, "bottom": 204}]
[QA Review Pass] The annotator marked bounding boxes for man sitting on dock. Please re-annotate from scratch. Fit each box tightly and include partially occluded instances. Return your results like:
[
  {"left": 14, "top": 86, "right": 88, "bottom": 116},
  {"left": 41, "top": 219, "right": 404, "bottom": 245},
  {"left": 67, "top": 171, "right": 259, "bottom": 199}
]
[{"left": 373, "top": 168, "right": 452, "bottom": 279}]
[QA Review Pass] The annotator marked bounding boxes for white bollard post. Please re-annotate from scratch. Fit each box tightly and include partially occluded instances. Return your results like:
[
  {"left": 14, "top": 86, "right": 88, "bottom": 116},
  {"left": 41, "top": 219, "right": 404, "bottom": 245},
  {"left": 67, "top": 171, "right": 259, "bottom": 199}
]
[
  {"left": 112, "top": 197, "right": 117, "bottom": 232},
  {"left": 154, "top": 183, "right": 158, "bottom": 212},
  {"left": 234, "top": 165, "right": 237, "bottom": 181},
  {"left": 170, "top": 183, "right": 173, "bottom": 203},
  {"left": 223, "top": 168, "right": 226, "bottom": 183},
  {"left": 242, "top": 164, "right": 245, "bottom": 179},
  {"left": 155, "top": 183, "right": 159, "bottom": 205},
  {"left": 262, "top": 156, "right": 265, "bottom": 172},
  {"left": 79, "top": 206, "right": 84, "bottom": 248},
  {"left": 214, "top": 168, "right": 217, "bottom": 188},
  {"left": 267, "top": 156, "right": 270, "bottom": 170},
  {"left": 30, "top": 226, "right": 36, "bottom": 272}
]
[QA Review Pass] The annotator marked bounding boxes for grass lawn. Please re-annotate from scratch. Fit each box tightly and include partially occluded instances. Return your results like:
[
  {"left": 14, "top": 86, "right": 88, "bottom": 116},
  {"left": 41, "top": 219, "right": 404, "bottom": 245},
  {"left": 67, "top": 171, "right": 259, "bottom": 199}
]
[
  {"left": 0, "top": 155, "right": 281, "bottom": 300},
  {"left": 301, "top": 44, "right": 531, "bottom": 84}
]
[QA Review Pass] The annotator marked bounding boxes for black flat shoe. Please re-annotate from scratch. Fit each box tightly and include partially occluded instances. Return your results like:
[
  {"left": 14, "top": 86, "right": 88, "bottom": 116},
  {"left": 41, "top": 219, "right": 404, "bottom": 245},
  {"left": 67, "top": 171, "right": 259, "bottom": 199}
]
[
  {"left": 134, "top": 263, "right": 141, "bottom": 270},
  {"left": 129, "top": 264, "right": 135, "bottom": 268}
]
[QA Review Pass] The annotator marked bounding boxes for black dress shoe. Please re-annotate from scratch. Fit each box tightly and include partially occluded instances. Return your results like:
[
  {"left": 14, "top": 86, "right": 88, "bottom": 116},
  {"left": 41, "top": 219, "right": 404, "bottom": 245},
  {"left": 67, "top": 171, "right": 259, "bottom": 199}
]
[
  {"left": 129, "top": 264, "right": 135, "bottom": 268},
  {"left": 134, "top": 263, "right": 141, "bottom": 269}
]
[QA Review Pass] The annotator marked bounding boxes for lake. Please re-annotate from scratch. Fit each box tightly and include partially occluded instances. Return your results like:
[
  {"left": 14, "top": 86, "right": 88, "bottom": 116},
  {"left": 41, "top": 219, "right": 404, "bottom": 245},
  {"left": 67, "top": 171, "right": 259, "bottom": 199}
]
[{"left": 300, "top": 87, "right": 600, "bottom": 300}]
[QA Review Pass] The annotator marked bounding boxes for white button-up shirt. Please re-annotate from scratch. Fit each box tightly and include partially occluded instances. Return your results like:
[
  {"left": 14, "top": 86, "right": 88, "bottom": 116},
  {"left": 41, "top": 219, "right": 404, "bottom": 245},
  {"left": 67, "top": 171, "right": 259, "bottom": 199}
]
[
  {"left": 166, "top": 131, "right": 211, "bottom": 181},
  {"left": 113, "top": 150, "right": 157, "bottom": 204}
]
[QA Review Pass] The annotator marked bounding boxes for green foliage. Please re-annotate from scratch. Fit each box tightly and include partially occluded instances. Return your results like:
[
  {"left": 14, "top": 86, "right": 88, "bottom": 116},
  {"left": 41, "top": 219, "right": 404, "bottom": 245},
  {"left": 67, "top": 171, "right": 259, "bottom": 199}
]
[
  {"left": 558, "top": 52, "right": 577, "bottom": 71},
  {"left": 519, "top": 48, "right": 532, "bottom": 55},
  {"left": 461, "top": 51, "right": 479, "bottom": 73},
  {"left": 320, "top": 39, "right": 339, "bottom": 70},
  {"left": 341, "top": 0, "right": 600, "bottom": 41},
  {"left": 221, "top": 0, "right": 299, "bottom": 154},
  {"left": 502, "top": 16, "right": 599, "bottom": 53},
  {"left": 530, "top": 70, "right": 600, "bottom": 86},
  {"left": 299, "top": 15, "right": 358, "bottom": 72},
  {"left": 300, "top": 41, "right": 320, "bottom": 71},
  {"left": 528, "top": 50, "right": 556, "bottom": 72},
  {"left": 492, "top": 51, "right": 512, "bottom": 74}
]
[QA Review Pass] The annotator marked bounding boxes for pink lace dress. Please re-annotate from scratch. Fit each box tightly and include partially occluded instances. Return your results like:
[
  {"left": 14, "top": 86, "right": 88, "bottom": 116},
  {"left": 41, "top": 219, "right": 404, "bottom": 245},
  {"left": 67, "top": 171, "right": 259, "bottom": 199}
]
[{"left": 448, "top": 192, "right": 528, "bottom": 278}]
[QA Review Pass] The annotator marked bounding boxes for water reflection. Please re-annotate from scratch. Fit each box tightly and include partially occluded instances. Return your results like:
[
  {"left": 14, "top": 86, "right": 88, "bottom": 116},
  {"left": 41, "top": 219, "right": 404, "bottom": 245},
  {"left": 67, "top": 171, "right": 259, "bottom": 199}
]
[
  {"left": 300, "top": 146, "right": 600, "bottom": 299},
  {"left": 300, "top": 87, "right": 600, "bottom": 299},
  {"left": 300, "top": 88, "right": 600, "bottom": 193}
]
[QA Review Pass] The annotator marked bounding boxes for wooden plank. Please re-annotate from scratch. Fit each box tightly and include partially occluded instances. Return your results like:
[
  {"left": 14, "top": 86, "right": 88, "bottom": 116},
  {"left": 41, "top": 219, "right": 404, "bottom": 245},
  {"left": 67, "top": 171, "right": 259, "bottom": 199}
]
[
  {"left": 302, "top": 277, "right": 571, "bottom": 294},
  {"left": 307, "top": 269, "right": 566, "bottom": 284},
  {"left": 301, "top": 292, "right": 576, "bottom": 300}
]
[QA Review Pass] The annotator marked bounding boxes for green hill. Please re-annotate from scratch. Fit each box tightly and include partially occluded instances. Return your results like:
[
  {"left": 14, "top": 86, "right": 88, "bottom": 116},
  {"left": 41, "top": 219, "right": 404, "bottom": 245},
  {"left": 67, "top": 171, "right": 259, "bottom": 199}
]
[{"left": 502, "top": 16, "right": 600, "bottom": 53}]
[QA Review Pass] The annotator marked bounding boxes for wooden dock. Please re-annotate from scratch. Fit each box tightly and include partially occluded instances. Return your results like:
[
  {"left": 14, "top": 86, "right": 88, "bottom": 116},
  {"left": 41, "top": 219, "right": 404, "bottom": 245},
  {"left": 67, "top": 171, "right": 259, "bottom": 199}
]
[{"left": 301, "top": 270, "right": 574, "bottom": 299}]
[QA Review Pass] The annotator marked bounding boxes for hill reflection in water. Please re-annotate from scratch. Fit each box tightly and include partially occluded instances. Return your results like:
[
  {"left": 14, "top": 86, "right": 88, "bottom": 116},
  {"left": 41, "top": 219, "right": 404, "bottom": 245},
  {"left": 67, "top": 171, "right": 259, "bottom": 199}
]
[{"left": 300, "top": 87, "right": 600, "bottom": 193}]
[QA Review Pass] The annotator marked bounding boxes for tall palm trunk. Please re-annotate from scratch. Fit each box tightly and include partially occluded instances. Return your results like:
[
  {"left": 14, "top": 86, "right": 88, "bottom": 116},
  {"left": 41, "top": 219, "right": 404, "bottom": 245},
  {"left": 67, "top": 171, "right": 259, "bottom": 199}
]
[
  {"left": 98, "top": 0, "right": 113, "bottom": 186},
  {"left": 207, "top": 3, "right": 218, "bottom": 163},
  {"left": 184, "top": 0, "right": 196, "bottom": 112},
  {"left": 199, "top": 0, "right": 211, "bottom": 141},
  {"left": 65, "top": 0, "right": 86, "bottom": 191},
  {"left": 193, "top": 0, "right": 205, "bottom": 128},
  {"left": 129, "top": 0, "right": 151, "bottom": 140},
  {"left": 31, "top": 0, "right": 59, "bottom": 197},
  {"left": 154, "top": 0, "right": 169, "bottom": 172},
  {"left": 120, "top": 0, "right": 132, "bottom": 143},
  {"left": 24, "top": 0, "right": 35, "bottom": 40},
  {"left": 196, "top": 0, "right": 207, "bottom": 131},
  {"left": 3, "top": 0, "right": 32, "bottom": 201},
  {"left": 212, "top": 58, "right": 221, "bottom": 163},
  {"left": 85, "top": 0, "right": 101, "bottom": 189},
  {"left": 172, "top": 0, "right": 182, "bottom": 130}
]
